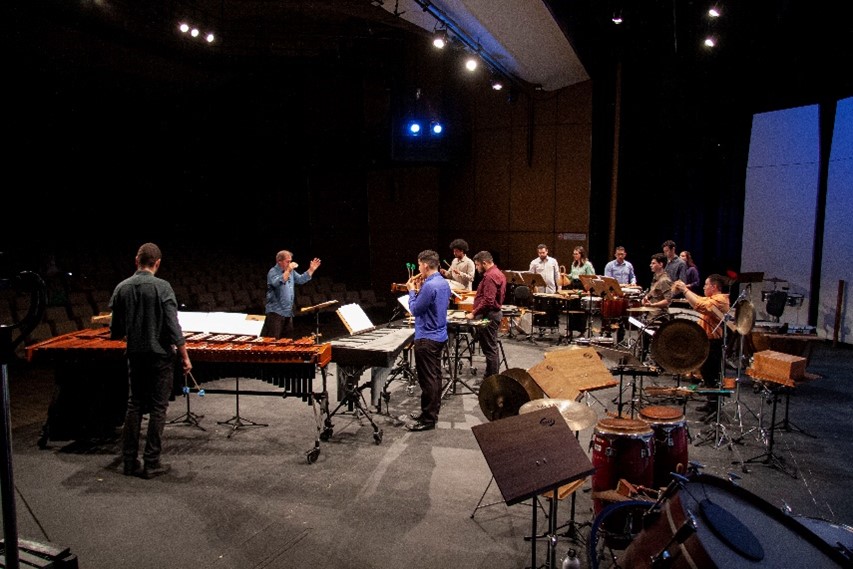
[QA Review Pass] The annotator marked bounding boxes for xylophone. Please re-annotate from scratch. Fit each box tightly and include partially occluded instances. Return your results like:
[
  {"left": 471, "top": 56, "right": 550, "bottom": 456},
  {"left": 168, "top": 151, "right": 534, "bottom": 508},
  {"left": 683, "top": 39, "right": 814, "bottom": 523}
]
[{"left": 28, "top": 328, "right": 334, "bottom": 462}]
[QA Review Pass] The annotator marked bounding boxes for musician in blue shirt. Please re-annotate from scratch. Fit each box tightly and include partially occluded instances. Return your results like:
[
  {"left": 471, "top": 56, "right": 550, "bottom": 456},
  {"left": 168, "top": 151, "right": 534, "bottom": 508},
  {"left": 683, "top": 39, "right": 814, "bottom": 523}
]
[
  {"left": 405, "top": 249, "right": 452, "bottom": 431},
  {"left": 261, "top": 249, "right": 321, "bottom": 339},
  {"left": 604, "top": 246, "right": 637, "bottom": 285}
]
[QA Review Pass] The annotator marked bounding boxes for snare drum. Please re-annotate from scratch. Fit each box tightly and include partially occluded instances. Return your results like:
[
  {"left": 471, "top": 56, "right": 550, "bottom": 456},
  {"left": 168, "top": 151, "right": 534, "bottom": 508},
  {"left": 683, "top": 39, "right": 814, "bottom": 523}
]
[
  {"left": 638, "top": 406, "right": 688, "bottom": 489},
  {"left": 581, "top": 295, "right": 602, "bottom": 314},
  {"left": 591, "top": 418, "right": 654, "bottom": 514},
  {"left": 620, "top": 474, "right": 850, "bottom": 567}
]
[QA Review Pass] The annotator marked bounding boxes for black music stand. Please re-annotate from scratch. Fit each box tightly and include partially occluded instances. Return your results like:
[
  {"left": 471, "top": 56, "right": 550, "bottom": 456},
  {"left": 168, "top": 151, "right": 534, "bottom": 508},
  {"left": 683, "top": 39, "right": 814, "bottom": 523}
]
[
  {"left": 472, "top": 408, "right": 594, "bottom": 569},
  {"left": 217, "top": 374, "right": 268, "bottom": 437},
  {"left": 300, "top": 299, "right": 339, "bottom": 343}
]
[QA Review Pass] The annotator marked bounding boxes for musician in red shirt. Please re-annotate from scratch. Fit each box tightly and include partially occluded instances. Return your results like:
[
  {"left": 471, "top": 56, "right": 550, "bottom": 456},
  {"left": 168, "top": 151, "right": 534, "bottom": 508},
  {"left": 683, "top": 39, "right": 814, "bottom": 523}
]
[{"left": 466, "top": 251, "right": 507, "bottom": 377}]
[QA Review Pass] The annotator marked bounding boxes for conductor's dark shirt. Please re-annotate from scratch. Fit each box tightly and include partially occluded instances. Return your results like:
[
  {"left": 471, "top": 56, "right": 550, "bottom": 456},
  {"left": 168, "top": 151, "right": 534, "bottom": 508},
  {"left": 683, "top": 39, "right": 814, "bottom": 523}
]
[{"left": 110, "top": 270, "right": 185, "bottom": 356}]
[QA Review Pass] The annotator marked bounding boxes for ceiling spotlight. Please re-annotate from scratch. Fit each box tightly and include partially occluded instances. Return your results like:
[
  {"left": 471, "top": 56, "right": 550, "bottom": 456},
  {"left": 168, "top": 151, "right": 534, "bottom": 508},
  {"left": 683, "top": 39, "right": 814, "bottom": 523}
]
[
  {"left": 179, "top": 23, "right": 190, "bottom": 33},
  {"left": 703, "top": 37, "right": 716, "bottom": 48},
  {"left": 611, "top": 11, "right": 623, "bottom": 24},
  {"left": 432, "top": 29, "right": 448, "bottom": 49},
  {"left": 190, "top": 28, "right": 199, "bottom": 38},
  {"left": 491, "top": 80, "right": 504, "bottom": 91},
  {"left": 205, "top": 32, "right": 215, "bottom": 43},
  {"left": 465, "top": 57, "right": 478, "bottom": 72},
  {"left": 708, "top": 7, "right": 721, "bottom": 18},
  {"left": 430, "top": 121, "right": 443, "bottom": 135}
]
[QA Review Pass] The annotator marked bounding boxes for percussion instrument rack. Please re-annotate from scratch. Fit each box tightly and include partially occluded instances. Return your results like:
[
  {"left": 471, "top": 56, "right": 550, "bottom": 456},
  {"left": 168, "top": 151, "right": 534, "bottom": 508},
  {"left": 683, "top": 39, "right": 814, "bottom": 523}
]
[{"left": 441, "top": 317, "right": 499, "bottom": 399}]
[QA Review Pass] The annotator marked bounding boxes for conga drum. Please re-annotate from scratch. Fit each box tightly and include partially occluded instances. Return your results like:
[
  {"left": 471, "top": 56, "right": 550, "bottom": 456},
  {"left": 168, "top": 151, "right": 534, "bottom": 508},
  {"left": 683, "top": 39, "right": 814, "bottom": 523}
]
[
  {"left": 591, "top": 417, "right": 654, "bottom": 514},
  {"left": 638, "top": 405, "right": 688, "bottom": 489}
]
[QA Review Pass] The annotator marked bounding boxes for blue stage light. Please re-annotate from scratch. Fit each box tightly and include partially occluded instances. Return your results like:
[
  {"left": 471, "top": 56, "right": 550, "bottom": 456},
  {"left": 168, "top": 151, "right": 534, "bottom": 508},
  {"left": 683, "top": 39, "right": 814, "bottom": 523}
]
[
  {"left": 430, "top": 122, "right": 443, "bottom": 135},
  {"left": 406, "top": 121, "right": 423, "bottom": 136}
]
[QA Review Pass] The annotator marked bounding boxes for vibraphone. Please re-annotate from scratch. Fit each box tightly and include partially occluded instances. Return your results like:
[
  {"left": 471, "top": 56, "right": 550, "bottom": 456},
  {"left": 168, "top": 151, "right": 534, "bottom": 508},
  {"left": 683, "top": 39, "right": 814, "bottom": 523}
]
[{"left": 27, "top": 328, "right": 333, "bottom": 463}]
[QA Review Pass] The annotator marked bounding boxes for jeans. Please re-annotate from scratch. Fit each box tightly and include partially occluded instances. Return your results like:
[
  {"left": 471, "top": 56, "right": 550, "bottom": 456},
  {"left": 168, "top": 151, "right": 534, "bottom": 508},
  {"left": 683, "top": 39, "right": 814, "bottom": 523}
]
[{"left": 122, "top": 353, "right": 174, "bottom": 467}]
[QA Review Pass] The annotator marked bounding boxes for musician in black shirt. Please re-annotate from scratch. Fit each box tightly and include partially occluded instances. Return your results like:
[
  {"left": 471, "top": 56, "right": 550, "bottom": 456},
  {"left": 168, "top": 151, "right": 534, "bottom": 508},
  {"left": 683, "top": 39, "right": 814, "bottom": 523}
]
[{"left": 110, "top": 243, "right": 191, "bottom": 479}]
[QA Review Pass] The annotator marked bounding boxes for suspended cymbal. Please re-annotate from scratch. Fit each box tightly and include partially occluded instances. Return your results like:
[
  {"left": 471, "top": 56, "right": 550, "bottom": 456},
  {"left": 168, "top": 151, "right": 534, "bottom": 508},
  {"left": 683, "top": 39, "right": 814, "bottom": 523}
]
[
  {"left": 519, "top": 398, "right": 598, "bottom": 431},
  {"left": 627, "top": 306, "right": 657, "bottom": 313},
  {"left": 650, "top": 318, "right": 709, "bottom": 374},
  {"left": 735, "top": 301, "right": 756, "bottom": 335},
  {"left": 477, "top": 368, "right": 545, "bottom": 422}
]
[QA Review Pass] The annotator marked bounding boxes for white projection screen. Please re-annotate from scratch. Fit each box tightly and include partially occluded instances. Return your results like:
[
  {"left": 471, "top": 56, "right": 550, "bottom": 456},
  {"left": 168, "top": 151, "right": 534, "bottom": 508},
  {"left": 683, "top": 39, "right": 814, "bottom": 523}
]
[{"left": 741, "top": 97, "right": 853, "bottom": 343}]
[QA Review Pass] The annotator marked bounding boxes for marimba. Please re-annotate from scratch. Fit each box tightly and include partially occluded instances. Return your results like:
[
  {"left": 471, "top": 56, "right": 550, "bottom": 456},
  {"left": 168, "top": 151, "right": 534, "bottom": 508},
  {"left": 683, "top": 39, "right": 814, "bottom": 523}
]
[{"left": 27, "top": 328, "right": 333, "bottom": 462}]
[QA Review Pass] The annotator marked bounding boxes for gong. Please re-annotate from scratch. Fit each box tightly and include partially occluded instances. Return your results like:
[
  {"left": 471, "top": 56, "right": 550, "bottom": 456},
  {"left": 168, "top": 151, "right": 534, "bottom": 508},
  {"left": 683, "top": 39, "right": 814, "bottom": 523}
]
[
  {"left": 650, "top": 318, "right": 709, "bottom": 374},
  {"left": 477, "top": 368, "right": 545, "bottom": 421}
]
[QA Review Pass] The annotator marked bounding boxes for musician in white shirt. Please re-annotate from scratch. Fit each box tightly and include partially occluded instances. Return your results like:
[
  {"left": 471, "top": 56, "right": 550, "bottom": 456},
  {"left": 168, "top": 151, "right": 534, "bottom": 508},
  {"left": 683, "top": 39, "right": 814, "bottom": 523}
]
[
  {"left": 529, "top": 244, "right": 561, "bottom": 293},
  {"left": 440, "top": 238, "right": 475, "bottom": 290}
]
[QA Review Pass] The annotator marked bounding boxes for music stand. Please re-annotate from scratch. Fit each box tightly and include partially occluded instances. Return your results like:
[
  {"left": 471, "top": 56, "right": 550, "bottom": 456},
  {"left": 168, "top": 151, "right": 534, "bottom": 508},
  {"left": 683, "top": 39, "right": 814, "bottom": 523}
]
[
  {"left": 525, "top": 272, "right": 548, "bottom": 292},
  {"left": 300, "top": 299, "right": 339, "bottom": 343},
  {"left": 472, "top": 407, "right": 594, "bottom": 569},
  {"left": 502, "top": 270, "right": 529, "bottom": 287}
]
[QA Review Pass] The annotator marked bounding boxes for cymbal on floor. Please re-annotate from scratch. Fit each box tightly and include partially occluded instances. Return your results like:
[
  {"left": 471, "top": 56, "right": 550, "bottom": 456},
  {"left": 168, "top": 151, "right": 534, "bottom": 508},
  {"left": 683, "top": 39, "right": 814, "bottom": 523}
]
[{"left": 519, "top": 398, "right": 598, "bottom": 431}]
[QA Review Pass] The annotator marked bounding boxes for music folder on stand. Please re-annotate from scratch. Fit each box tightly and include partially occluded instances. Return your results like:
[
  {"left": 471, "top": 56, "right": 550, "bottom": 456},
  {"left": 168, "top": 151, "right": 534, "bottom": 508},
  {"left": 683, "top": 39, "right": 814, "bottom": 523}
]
[{"left": 472, "top": 407, "right": 594, "bottom": 569}]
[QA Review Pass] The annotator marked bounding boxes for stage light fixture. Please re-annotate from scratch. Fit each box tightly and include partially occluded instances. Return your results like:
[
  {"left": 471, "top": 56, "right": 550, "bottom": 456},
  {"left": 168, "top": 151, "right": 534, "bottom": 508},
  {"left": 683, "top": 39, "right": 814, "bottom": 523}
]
[
  {"left": 406, "top": 120, "right": 423, "bottom": 136},
  {"left": 190, "top": 28, "right": 199, "bottom": 38},
  {"left": 491, "top": 80, "right": 504, "bottom": 91},
  {"left": 432, "top": 29, "right": 448, "bottom": 49},
  {"left": 205, "top": 33, "right": 215, "bottom": 43},
  {"left": 430, "top": 122, "right": 443, "bottom": 136},
  {"left": 465, "top": 57, "right": 478, "bottom": 72},
  {"left": 708, "top": 7, "right": 721, "bottom": 18},
  {"left": 703, "top": 36, "right": 716, "bottom": 48},
  {"left": 179, "top": 23, "right": 190, "bottom": 33},
  {"left": 611, "top": 11, "right": 623, "bottom": 24}
]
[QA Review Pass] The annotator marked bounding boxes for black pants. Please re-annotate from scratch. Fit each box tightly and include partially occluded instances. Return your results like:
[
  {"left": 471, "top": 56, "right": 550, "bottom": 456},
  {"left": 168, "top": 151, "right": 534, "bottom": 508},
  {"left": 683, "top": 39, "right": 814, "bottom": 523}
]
[
  {"left": 261, "top": 312, "right": 294, "bottom": 339},
  {"left": 478, "top": 310, "right": 503, "bottom": 378},
  {"left": 414, "top": 338, "right": 446, "bottom": 423},
  {"left": 123, "top": 353, "right": 174, "bottom": 467},
  {"left": 701, "top": 338, "right": 724, "bottom": 388}
]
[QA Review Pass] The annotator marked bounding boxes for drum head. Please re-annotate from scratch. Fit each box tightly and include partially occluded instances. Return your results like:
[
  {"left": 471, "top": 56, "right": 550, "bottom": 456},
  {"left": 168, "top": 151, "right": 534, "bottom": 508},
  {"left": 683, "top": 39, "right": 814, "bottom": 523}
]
[
  {"left": 477, "top": 368, "right": 545, "bottom": 421},
  {"left": 650, "top": 318, "right": 709, "bottom": 374}
]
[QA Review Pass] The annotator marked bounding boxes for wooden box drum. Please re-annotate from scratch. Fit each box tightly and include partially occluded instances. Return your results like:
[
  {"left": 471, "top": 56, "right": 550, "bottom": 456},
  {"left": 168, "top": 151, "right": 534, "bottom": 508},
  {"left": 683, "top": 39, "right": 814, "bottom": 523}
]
[
  {"left": 591, "top": 417, "right": 654, "bottom": 514},
  {"left": 638, "top": 405, "right": 688, "bottom": 489},
  {"left": 619, "top": 474, "right": 850, "bottom": 568}
]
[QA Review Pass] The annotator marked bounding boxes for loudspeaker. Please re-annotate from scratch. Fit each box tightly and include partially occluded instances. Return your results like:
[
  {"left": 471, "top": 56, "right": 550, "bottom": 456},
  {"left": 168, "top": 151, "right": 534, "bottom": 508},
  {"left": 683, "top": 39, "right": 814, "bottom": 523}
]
[{"left": 765, "top": 290, "right": 788, "bottom": 319}]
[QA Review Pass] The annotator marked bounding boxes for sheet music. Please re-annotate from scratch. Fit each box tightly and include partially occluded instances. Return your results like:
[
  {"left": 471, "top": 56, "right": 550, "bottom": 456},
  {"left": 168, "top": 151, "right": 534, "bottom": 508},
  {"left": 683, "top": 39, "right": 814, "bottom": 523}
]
[
  {"left": 177, "top": 311, "right": 265, "bottom": 336},
  {"left": 335, "top": 303, "right": 375, "bottom": 335},
  {"left": 397, "top": 294, "right": 412, "bottom": 315}
]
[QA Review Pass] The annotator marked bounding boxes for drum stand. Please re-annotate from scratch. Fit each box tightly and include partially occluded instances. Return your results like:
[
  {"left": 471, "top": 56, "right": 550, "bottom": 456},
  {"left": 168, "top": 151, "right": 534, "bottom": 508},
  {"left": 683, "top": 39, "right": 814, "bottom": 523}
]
[
  {"left": 743, "top": 385, "right": 798, "bottom": 479},
  {"left": 441, "top": 326, "right": 479, "bottom": 398}
]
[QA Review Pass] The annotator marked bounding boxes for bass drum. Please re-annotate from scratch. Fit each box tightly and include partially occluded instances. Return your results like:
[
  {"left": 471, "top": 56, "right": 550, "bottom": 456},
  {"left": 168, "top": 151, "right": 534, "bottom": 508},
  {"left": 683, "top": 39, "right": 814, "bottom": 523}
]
[{"left": 619, "top": 474, "right": 850, "bottom": 568}]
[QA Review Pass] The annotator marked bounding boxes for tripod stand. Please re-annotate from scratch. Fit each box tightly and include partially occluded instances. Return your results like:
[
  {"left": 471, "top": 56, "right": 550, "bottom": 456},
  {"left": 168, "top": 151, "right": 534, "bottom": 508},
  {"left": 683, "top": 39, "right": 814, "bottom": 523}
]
[
  {"left": 323, "top": 365, "right": 383, "bottom": 444},
  {"left": 383, "top": 341, "right": 417, "bottom": 399},
  {"left": 743, "top": 383, "right": 798, "bottom": 478},
  {"left": 167, "top": 372, "right": 205, "bottom": 431},
  {"left": 217, "top": 375, "right": 268, "bottom": 437}
]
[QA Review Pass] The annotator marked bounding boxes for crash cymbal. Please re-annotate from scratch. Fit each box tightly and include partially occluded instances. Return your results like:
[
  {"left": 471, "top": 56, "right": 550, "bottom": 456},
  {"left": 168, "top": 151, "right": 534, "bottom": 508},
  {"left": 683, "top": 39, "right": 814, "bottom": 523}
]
[
  {"left": 735, "top": 301, "right": 756, "bottom": 335},
  {"left": 627, "top": 306, "right": 657, "bottom": 313},
  {"left": 477, "top": 369, "right": 546, "bottom": 421},
  {"left": 519, "top": 398, "right": 598, "bottom": 431},
  {"left": 650, "top": 318, "right": 709, "bottom": 374}
]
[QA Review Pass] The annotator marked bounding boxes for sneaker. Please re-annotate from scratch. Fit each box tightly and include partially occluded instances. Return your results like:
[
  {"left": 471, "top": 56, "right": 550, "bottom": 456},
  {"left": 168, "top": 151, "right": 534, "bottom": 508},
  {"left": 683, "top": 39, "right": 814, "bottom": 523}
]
[
  {"left": 141, "top": 463, "right": 172, "bottom": 480},
  {"left": 406, "top": 419, "right": 435, "bottom": 432},
  {"left": 123, "top": 459, "right": 142, "bottom": 477}
]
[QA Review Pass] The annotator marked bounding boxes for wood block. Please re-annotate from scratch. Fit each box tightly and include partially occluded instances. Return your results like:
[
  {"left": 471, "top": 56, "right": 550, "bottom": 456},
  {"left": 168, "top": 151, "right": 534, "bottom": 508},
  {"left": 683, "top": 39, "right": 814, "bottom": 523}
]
[{"left": 750, "top": 350, "right": 807, "bottom": 384}]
